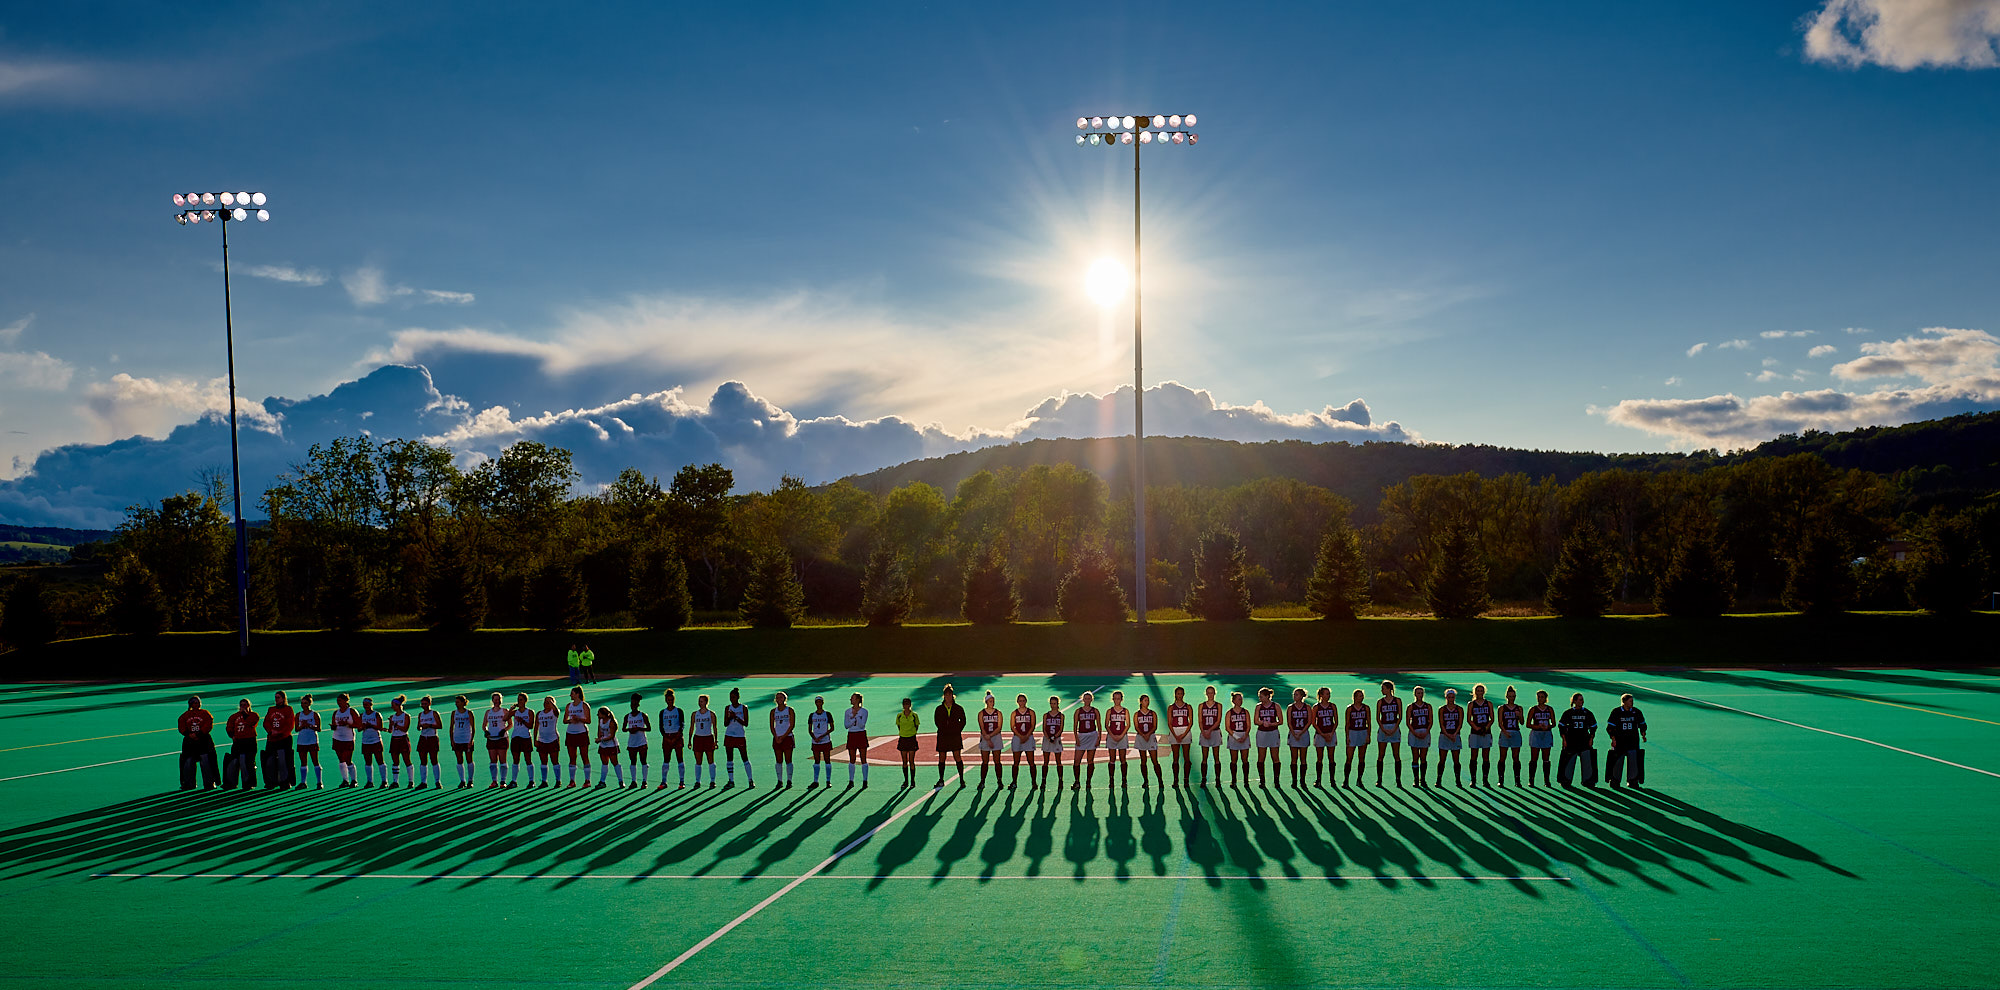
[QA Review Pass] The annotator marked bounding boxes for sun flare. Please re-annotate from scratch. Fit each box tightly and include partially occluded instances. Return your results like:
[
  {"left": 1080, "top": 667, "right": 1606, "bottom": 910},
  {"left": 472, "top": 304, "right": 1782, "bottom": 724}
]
[{"left": 1085, "top": 256, "right": 1128, "bottom": 308}]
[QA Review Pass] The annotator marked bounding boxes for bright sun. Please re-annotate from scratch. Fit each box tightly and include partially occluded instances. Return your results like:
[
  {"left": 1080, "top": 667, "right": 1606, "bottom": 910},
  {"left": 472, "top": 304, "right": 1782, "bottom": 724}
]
[{"left": 1084, "top": 256, "right": 1128, "bottom": 308}]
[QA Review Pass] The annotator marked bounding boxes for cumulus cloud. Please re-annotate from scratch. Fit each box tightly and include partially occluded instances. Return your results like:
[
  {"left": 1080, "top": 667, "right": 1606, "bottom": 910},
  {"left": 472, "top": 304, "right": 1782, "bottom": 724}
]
[
  {"left": 1803, "top": 0, "right": 2000, "bottom": 69},
  {"left": 1809, "top": 344, "right": 1838, "bottom": 358},
  {"left": 81, "top": 373, "right": 280, "bottom": 440},
  {"left": 244, "top": 264, "right": 327, "bottom": 286},
  {"left": 0, "top": 314, "right": 73, "bottom": 391},
  {"left": 1596, "top": 326, "right": 2000, "bottom": 447},
  {"left": 1717, "top": 339, "right": 1751, "bottom": 350},
  {"left": 1686, "top": 342, "right": 1708, "bottom": 357}
]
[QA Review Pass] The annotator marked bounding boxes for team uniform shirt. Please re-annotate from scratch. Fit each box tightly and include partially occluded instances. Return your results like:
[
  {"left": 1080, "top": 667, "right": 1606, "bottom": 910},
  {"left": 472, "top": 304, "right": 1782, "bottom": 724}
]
[
  {"left": 225, "top": 710, "right": 259, "bottom": 741},
  {"left": 263, "top": 705, "right": 294, "bottom": 740},
  {"left": 1042, "top": 710, "right": 1065, "bottom": 749},
  {"left": 418, "top": 710, "right": 444, "bottom": 739},
  {"left": 357, "top": 711, "right": 384, "bottom": 747},
  {"left": 1106, "top": 707, "right": 1129, "bottom": 737},
  {"left": 978, "top": 708, "right": 1003, "bottom": 751},
  {"left": 1438, "top": 705, "right": 1463, "bottom": 736},
  {"left": 660, "top": 706, "right": 685, "bottom": 746},
  {"left": 1528, "top": 704, "right": 1557, "bottom": 731},
  {"left": 1199, "top": 701, "right": 1224, "bottom": 746},
  {"left": 1075, "top": 706, "right": 1100, "bottom": 742},
  {"left": 1558, "top": 707, "right": 1597, "bottom": 748},
  {"left": 177, "top": 708, "right": 216, "bottom": 738},
  {"left": 1313, "top": 702, "right": 1339, "bottom": 735},
  {"left": 387, "top": 711, "right": 411, "bottom": 739},
  {"left": 511, "top": 707, "right": 536, "bottom": 740},
  {"left": 597, "top": 714, "right": 619, "bottom": 750},
  {"left": 1012, "top": 708, "right": 1038, "bottom": 751},
  {"left": 1254, "top": 702, "right": 1281, "bottom": 745},
  {"left": 1498, "top": 704, "right": 1525, "bottom": 746},
  {"left": 1345, "top": 703, "right": 1371, "bottom": 745},
  {"left": 535, "top": 709, "right": 562, "bottom": 745},
  {"left": 691, "top": 709, "right": 716, "bottom": 738},
  {"left": 1467, "top": 699, "right": 1494, "bottom": 735},
  {"left": 772, "top": 707, "right": 796, "bottom": 749},
  {"left": 1226, "top": 707, "right": 1250, "bottom": 744},
  {"left": 723, "top": 704, "right": 750, "bottom": 739},
  {"left": 1378, "top": 696, "right": 1403, "bottom": 733},
  {"left": 623, "top": 711, "right": 651, "bottom": 749},
  {"left": 1168, "top": 701, "right": 1194, "bottom": 743},
  {"left": 1287, "top": 703, "right": 1312, "bottom": 746},
  {"left": 896, "top": 710, "right": 921, "bottom": 737},
  {"left": 843, "top": 707, "right": 869, "bottom": 749},
  {"left": 808, "top": 710, "right": 835, "bottom": 749},
  {"left": 330, "top": 708, "right": 358, "bottom": 744},
  {"left": 1406, "top": 702, "right": 1433, "bottom": 740},
  {"left": 1606, "top": 706, "right": 1646, "bottom": 748},
  {"left": 294, "top": 710, "right": 321, "bottom": 747},
  {"left": 1134, "top": 707, "right": 1158, "bottom": 740},
  {"left": 564, "top": 701, "right": 593, "bottom": 740}
]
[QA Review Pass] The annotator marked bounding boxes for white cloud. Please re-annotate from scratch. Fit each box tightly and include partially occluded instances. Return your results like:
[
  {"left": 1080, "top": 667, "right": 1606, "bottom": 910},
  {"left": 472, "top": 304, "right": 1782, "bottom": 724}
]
[
  {"left": 0, "top": 59, "right": 92, "bottom": 99},
  {"left": 1597, "top": 326, "right": 2000, "bottom": 447},
  {"left": 343, "top": 266, "right": 472, "bottom": 306},
  {"left": 80, "top": 373, "right": 279, "bottom": 441},
  {"left": 1844, "top": 326, "right": 1871, "bottom": 334},
  {"left": 1686, "top": 342, "right": 1708, "bottom": 357},
  {"left": 1664, "top": 376, "right": 1681, "bottom": 386},
  {"left": 244, "top": 264, "right": 327, "bottom": 286},
  {"left": 1717, "top": 339, "right": 1751, "bottom": 350},
  {"left": 0, "top": 313, "right": 31, "bottom": 345},
  {"left": 1760, "top": 330, "right": 1816, "bottom": 339},
  {"left": 0, "top": 351, "right": 73, "bottom": 390},
  {"left": 1750, "top": 369, "right": 1784, "bottom": 383},
  {"left": 1809, "top": 344, "right": 1838, "bottom": 358},
  {"left": 1762, "top": 357, "right": 1781, "bottom": 367},
  {"left": 1803, "top": 0, "right": 2000, "bottom": 70},
  {"left": 421, "top": 289, "right": 475, "bottom": 305}
]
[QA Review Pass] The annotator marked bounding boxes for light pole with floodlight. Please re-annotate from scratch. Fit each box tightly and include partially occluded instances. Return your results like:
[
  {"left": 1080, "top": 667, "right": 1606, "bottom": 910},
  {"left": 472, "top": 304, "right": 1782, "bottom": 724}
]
[
  {"left": 172, "top": 190, "right": 270, "bottom": 657},
  {"left": 1072, "top": 113, "right": 1199, "bottom": 625}
]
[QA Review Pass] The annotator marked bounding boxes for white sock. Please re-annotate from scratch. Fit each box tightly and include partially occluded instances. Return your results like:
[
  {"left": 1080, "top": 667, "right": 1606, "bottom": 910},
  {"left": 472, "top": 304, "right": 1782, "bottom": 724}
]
[
  {"left": 511, "top": 764, "right": 520, "bottom": 783},
  {"left": 862, "top": 763, "right": 869, "bottom": 781},
  {"left": 727, "top": 760, "right": 735, "bottom": 781},
  {"left": 848, "top": 762, "right": 855, "bottom": 782},
  {"left": 677, "top": 761, "right": 685, "bottom": 784},
  {"left": 614, "top": 764, "right": 624, "bottom": 784},
  {"left": 745, "top": 762, "right": 754, "bottom": 784}
]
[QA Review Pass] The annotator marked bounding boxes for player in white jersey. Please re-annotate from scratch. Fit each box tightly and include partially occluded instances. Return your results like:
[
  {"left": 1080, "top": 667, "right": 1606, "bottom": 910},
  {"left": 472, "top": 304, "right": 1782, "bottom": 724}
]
[
  {"left": 564, "top": 687, "right": 594, "bottom": 787},
  {"left": 481, "top": 693, "right": 511, "bottom": 787},
  {"left": 594, "top": 706, "right": 624, "bottom": 788},
  {"left": 294, "top": 695, "right": 324, "bottom": 789},
  {"left": 623, "top": 694, "right": 651, "bottom": 789},
  {"left": 690, "top": 694, "right": 718, "bottom": 787},
  {"left": 329, "top": 694, "right": 358, "bottom": 787},
  {"left": 806, "top": 696, "right": 835, "bottom": 787},
  {"left": 722, "top": 688, "right": 754, "bottom": 788},
  {"left": 770, "top": 692, "right": 796, "bottom": 788},
  {"left": 357, "top": 698, "right": 386, "bottom": 788},
  {"left": 659, "top": 689, "right": 687, "bottom": 789},
  {"left": 448, "top": 695, "right": 477, "bottom": 788},
  {"left": 385, "top": 695, "right": 414, "bottom": 789},
  {"left": 535, "top": 696, "right": 562, "bottom": 787},
  {"left": 843, "top": 693, "right": 870, "bottom": 787},
  {"left": 414, "top": 695, "right": 445, "bottom": 788},
  {"left": 509, "top": 693, "right": 535, "bottom": 787}
]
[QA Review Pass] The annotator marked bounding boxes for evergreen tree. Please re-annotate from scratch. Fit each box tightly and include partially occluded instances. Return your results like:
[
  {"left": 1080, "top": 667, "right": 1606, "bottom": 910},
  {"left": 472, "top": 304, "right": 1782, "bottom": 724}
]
[
  {"left": 1783, "top": 525, "right": 1857, "bottom": 616},
  {"left": 525, "top": 562, "right": 590, "bottom": 632},
  {"left": 1544, "top": 529, "right": 1616, "bottom": 618},
  {"left": 1184, "top": 529, "right": 1252, "bottom": 621},
  {"left": 0, "top": 578, "right": 61, "bottom": 649},
  {"left": 421, "top": 538, "right": 487, "bottom": 634},
  {"left": 961, "top": 544, "right": 1019, "bottom": 625},
  {"left": 1907, "top": 512, "right": 1989, "bottom": 614},
  {"left": 1056, "top": 545, "right": 1128, "bottom": 623},
  {"left": 628, "top": 544, "right": 692, "bottom": 631},
  {"left": 1654, "top": 530, "right": 1735, "bottom": 618},
  {"left": 1304, "top": 522, "right": 1370, "bottom": 620},
  {"left": 315, "top": 549, "right": 377, "bottom": 633},
  {"left": 740, "top": 550, "right": 806, "bottom": 628},
  {"left": 1424, "top": 521, "right": 1491, "bottom": 619},
  {"left": 105, "top": 555, "right": 169, "bottom": 636},
  {"left": 859, "top": 543, "right": 912, "bottom": 626}
]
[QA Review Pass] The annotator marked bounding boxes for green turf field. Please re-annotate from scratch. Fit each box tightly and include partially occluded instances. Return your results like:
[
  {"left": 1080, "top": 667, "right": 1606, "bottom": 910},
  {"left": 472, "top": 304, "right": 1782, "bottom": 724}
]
[{"left": 2, "top": 668, "right": 1996, "bottom": 989}]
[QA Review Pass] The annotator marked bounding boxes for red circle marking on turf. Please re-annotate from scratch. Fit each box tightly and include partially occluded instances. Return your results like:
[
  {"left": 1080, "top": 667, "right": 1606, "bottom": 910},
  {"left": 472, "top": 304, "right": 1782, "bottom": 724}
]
[{"left": 855, "top": 733, "right": 1013, "bottom": 766}]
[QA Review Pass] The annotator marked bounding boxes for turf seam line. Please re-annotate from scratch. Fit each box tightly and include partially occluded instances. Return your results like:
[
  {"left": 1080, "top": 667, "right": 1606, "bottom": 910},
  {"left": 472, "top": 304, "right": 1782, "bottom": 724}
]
[
  {"left": 0, "top": 751, "right": 175, "bottom": 782},
  {"left": 625, "top": 683, "right": 1107, "bottom": 989},
  {"left": 1619, "top": 681, "right": 2000, "bottom": 779}
]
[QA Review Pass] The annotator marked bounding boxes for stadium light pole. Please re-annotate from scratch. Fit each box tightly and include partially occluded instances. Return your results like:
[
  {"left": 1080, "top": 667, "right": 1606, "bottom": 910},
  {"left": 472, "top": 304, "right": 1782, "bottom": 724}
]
[
  {"left": 172, "top": 190, "right": 271, "bottom": 657},
  {"left": 1073, "top": 114, "right": 1198, "bottom": 626}
]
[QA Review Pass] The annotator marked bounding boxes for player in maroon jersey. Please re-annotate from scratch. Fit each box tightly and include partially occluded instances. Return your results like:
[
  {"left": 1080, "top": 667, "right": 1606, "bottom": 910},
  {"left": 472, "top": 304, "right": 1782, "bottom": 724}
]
[
  {"left": 1009, "top": 693, "right": 1036, "bottom": 789},
  {"left": 1435, "top": 688, "right": 1465, "bottom": 787},
  {"left": 1105, "top": 690, "right": 1132, "bottom": 788},
  {"left": 1466, "top": 683, "right": 1495, "bottom": 786},
  {"left": 1526, "top": 689, "right": 1558, "bottom": 785},
  {"left": 1070, "top": 691, "right": 1101, "bottom": 791},
  {"left": 1311, "top": 687, "right": 1339, "bottom": 785},
  {"left": 1166, "top": 687, "right": 1194, "bottom": 788},
  {"left": 1342, "top": 689, "right": 1371, "bottom": 786},
  {"left": 1040, "top": 696, "right": 1067, "bottom": 790},
  {"left": 1375, "top": 680, "right": 1404, "bottom": 787},
  {"left": 1224, "top": 691, "right": 1251, "bottom": 785},
  {"left": 1134, "top": 694, "right": 1162, "bottom": 787},
  {"left": 1198, "top": 686, "right": 1225, "bottom": 786},
  {"left": 1252, "top": 688, "right": 1282, "bottom": 787},
  {"left": 1285, "top": 688, "right": 1313, "bottom": 788},
  {"left": 1405, "top": 686, "right": 1431, "bottom": 787}
]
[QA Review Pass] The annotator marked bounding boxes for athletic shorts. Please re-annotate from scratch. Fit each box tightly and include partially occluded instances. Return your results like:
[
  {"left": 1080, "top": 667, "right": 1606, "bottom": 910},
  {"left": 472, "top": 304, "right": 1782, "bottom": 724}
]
[
  {"left": 1200, "top": 730, "right": 1223, "bottom": 748},
  {"left": 663, "top": 732, "right": 684, "bottom": 751},
  {"left": 979, "top": 735, "right": 1005, "bottom": 752},
  {"left": 1288, "top": 730, "right": 1310, "bottom": 749},
  {"left": 1134, "top": 735, "right": 1158, "bottom": 752},
  {"left": 535, "top": 741, "right": 560, "bottom": 757},
  {"left": 485, "top": 737, "right": 508, "bottom": 753},
  {"left": 510, "top": 737, "right": 532, "bottom": 755},
  {"left": 1106, "top": 735, "right": 1129, "bottom": 751},
  {"left": 935, "top": 734, "right": 962, "bottom": 753},
  {"left": 1408, "top": 732, "right": 1430, "bottom": 750},
  {"left": 773, "top": 737, "right": 794, "bottom": 753},
  {"left": 847, "top": 731, "right": 869, "bottom": 754},
  {"left": 389, "top": 737, "right": 411, "bottom": 756},
  {"left": 361, "top": 742, "right": 384, "bottom": 759},
  {"left": 598, "top": 746, "right": 619, "bottom": 760},
  {"left": 897, "top": 736, "right": 918, "bottom": 752},
  {"left": 627, "top": 744, "right": 648, "bottom": 757},
  {"left": 297, "top": 743, "right": 321, "bottom": 756},
  {"left": 1346, "top": 729, "right": 1369, "bottom": 747},
  {"left": 1438, "top": 735, "right": 1462, "bottom": 751},
  {"left": 1378, "top": 726, "right": 1402, "bottom": 744},
  {"left": 811, "top": 742, "right": 833, "bottom": 757},
  {"left": 1255, "top": 728, "right": 1279, "bottom": 749},
  {"left": 565, "top": 732, "right": 590, "bottom": 751},
  {"left": 1076, "top": 731, "right": 1099, "bottom": 751},
  {"left": 691, "top": 735, "right": 716, "bottom": 754},
  {"left": 724, "top": 736, "right": 747, "bottom": 753},
  {"left": 1227, "top": 735, "right": 1250, "bottom": 751},
  {"left": 418, "top": 737, "right": 441, "bottom": 755},
  {"left": 451, "top": 741, "right": 475, "bottom": 756},
  {"left": 1041, "top": 736, "right": 1064, "bottom": 753},
  {"left": 1529, "top": 729, "right": 1554, "bottom": 749},
  {"left": 1314, "top": 733, "right": 1336, "bottom": 748},
  {"left": 1498, "top": 729, "right": 1522, "bottom": 748},
  {"left": 332, "top": 741, "right": 355, "bottom": 761},
  {"left": 1469, "top": 732, "right": 1492, "bottom": 749},
  {"left": 1011, "top": 735, "right": 1035, "bottom": 753}
]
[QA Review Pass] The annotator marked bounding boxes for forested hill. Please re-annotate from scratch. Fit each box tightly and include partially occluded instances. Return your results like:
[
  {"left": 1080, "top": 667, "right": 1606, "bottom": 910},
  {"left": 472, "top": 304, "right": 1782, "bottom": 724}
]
[{"left": 836, "top": 411, "right": 2000, "bottom": 512}]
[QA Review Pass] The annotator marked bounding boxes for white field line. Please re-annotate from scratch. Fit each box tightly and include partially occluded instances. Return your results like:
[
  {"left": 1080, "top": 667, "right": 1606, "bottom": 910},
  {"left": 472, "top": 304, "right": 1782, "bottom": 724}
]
[
  {"left": 0, "top": 751, "right": 175, "bottom": 782},
  {"left": 92, "top": 871, "right": 1568, "bottom": 882},
  {"left": 1619, "top": 681, "right": 2000, "bottom": 779}
]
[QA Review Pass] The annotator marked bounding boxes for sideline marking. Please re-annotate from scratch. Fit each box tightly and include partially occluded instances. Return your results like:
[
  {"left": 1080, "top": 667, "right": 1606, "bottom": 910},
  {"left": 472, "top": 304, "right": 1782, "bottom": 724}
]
[
  {"left": 625, "top": 684, "right": 1106, "bottom": 989},
  {"left": 0, "top": 728, "right": 175, "bottom": 753},
  {"left": 1621, "top": 682, "right": 2000, "bottom": 779},
  {"left": 92, "top": 870, "right": 1568, "bottom": 882},
  {"left": 1813, "top": 693, "right": 2000, "bottom": 727},
  {"left": 0, "top": 751, "right": 175, "bottom": 782}
]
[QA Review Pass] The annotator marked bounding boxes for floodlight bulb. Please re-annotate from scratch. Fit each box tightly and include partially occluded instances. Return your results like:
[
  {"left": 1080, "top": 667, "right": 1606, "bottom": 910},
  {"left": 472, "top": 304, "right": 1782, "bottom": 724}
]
[
  {"left": 205, "top": 210, "right": 217, "bottom": 222},
  {"left": 1120, "top": 131, "right": 1133, "bottom": 144},
  {"left": 1076, "top": 134, "right": 1086, "bottom": 146},
  {"left": 173, "top": 193, "right": 186, "bottom": 206},
  {"left": 1120, "top": 116, "right": 1134, "bottom": 129},
  {"left": 1172, "top": 131, "right": 1185, "bottom": 144},
  {"left": 1187, "top": 133, "right": 1197, "bottom": 145},
  {"left": 1139, "top": 131, "right": 1152, "bottom": 144},
  {"left": 177, "top": 213, "right": 189, "bottom": 225},
  {"left": 1169, "top": 115, "right": 1181, "bottom": 128},
  {"left": 1076, "top": 117, "right": 1087, "bottom": 129},
  {"left": 257, "top": 209, "right": 269, "bottom": 221},
  {"left": 1087, "top": 133, "right": 1100, "bottom": 146},
  {"left": 235, "top": 191, "right": 248, "bottom": 204},
  {"left": 221, "top": 192, "right": 236, "bottom": 206},
  {"left": 251, "top": 192, "right": 266, "bottom": 206},
  {"left": 1152, "top": 115, "right": 1164, "bottom": 128},
  {"left": 1090, "top": 116, "right": 1104, "bottom": 129},
  {"left": 1184, "top": 114, "right": 1196, "bottom": 126},
  {"left": 202, "top": 192, "right": 216, "bottom": 205},
  {"left": 232, "top": 207, "right": 247, "bottom": 221}
]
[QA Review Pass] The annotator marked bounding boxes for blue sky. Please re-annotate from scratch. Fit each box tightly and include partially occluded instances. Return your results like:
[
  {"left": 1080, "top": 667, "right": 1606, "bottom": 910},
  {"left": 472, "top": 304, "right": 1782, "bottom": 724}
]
[{"left": 3, "top": 1, "right": 1999, "bottom": 525}]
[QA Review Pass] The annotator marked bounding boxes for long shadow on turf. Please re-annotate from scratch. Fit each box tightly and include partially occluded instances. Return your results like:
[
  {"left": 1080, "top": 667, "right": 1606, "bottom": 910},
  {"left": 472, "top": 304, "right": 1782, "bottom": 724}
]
[{"left": 1665, "top": 668, "right": 1972, "bottom": 712}]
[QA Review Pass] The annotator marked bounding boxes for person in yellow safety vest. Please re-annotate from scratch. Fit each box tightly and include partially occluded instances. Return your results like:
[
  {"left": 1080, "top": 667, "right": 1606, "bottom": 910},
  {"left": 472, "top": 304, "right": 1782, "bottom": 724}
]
[
  {"left": 580, "top": 644, "right": 597, "bottom": 684},
  {"left": 566, "top": 645, "right": 582, "bottom": 687}
]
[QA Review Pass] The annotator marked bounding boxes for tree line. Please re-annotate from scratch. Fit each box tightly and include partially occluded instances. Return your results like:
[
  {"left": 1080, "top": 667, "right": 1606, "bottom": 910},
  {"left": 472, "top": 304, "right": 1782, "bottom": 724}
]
[{"left": 2, "top": 434, "right": 1995, "bottom": 647}]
